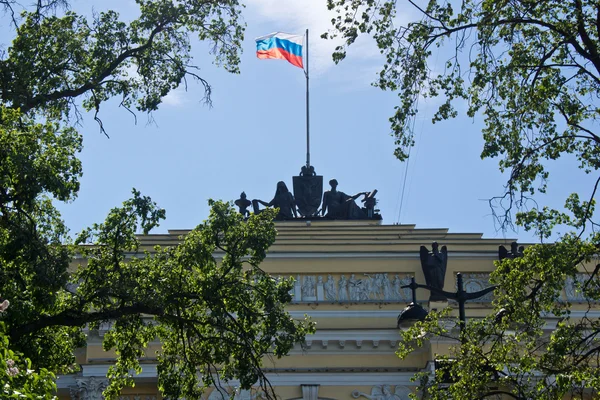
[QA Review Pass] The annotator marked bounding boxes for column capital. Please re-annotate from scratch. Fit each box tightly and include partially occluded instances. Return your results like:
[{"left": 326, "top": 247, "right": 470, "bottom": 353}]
[{"left": 70, "top": 376, "right": 108, "bottom": 400}]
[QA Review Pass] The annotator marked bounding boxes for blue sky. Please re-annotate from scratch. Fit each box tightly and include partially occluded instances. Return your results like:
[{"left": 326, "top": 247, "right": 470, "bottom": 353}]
[{"left": 2, "top": 0, "right": 595, "bottom": 243}]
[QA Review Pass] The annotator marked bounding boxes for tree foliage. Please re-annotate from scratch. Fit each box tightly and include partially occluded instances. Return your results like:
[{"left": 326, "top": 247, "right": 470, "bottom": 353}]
[
  {"left": 0, "top": 300, "right": 57, "bottom": 399},
  {"left": 325, "top": 0, "right": 599, "bottom": 233},
  {"left": 326, "top": 0, "right": 600, "bottom": 397},
  {"left": 0, "top": 1, "right": 314, "bottom": 398},
  {"left": 397, "top": 233, "right": 600, "bottom": 399},
  {"left": 1, "top": 0, "right": 243, "bottom": 130}
]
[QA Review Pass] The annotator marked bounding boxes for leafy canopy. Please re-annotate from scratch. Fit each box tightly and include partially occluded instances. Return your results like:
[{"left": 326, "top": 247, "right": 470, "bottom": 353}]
[
  {"left": 0, "top": 1, "right": 314, "bottom": 398},
  {"left": 1, "top": 0, "right": 244, "bottom": 127},
  {"left": 326, "top": 0, "right": 600, "bottom": 398},
  {"left": 325, "top": 0, "right": 599, "bottom": 234}
]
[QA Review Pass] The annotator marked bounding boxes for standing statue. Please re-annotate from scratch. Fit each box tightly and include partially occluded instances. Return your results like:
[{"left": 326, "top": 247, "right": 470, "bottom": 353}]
[
  {"left": 419, "top": 242, "right": 448, "bottom": 301},
  {"left": 338, "top": 275, "right": 349, "bottom": 302},
  {"left": 321, "top": 179, "right": 368, "bottom": 219},
  {"left": 302, "top": 276, "right": 316, "bottom": 298},
  {"left": 324, "top": 275, "right": 336, "bottom": 301},
  {"left": 252, "top": 181, "right": 298, "bottom": 220},
  {"left": 363, "top": 274, "right": 376, "bottom": 300},
  {"left": 234, "top": 192, "right": 251, "bottom": 216},
  {"left": 382, "top": 273, "right": 393, "bottom": 300},
  {"left": 498, "top": 241, "right": 524, "bottom": 260},
  {"left": 374, "top": 273, "right": 384, "bottom": 300},
  {"left": 348, "top": 273, "right": 361, "bottom": 301},
  {"left": 392, "top": 275, "right": 402, "bottom": 301}
]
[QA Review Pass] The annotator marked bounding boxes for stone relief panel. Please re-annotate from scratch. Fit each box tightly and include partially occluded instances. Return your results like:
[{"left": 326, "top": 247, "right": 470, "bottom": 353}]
[
  {"left": 352, "top": 385, "right": 411, "bottom": 400},
  {"left": 302, "top": 275, "right": 317, "bottom": 301},
  {"left": 118, "top": 397, "right": 157, "bottom": 400},
  {"left": 207, "top": 387, "right": 266, "bottom": 400},
  {"left": 461, "top": 273, "right": 494, "bottom": 302},
  {"left": 293, "top": 274, "right": 413, "bottom": 303}
]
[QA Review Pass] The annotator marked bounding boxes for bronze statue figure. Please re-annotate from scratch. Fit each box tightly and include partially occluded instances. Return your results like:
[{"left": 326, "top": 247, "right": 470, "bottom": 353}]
[
  {"left": 321, "top": 179, "right": 368, "bottom": 219},
  {"left": 419, "top": 242, "right": 448, "bottom": 301},
  {"left": 361, "top": 189, "right": 378, "bottom": 218},
  {"left": 252, "top": 181, "right": 298, "bottom": 220},
  {"left": 498, "top": 241, "right": 524, "bottom": 260},
  {"left": 234, "top": 192, "right": 251, "bottom": 217}
]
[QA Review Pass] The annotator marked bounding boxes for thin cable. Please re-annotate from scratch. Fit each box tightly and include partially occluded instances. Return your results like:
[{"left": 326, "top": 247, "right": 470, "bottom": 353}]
[
  {"left": 395, "top": 41, "right": 442, "bottom": 224},
  {"left": 396, "top": 96, "right": 419, "bottom": 224}
]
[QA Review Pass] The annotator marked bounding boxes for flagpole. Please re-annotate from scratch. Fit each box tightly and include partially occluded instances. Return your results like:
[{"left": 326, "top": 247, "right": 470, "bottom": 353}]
[{"left": 305, "top": 28, "right": 310, "bottom": 169}]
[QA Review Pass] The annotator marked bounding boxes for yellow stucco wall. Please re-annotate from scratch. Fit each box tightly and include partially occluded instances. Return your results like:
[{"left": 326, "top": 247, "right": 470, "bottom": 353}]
[{"left": 61, "top": 220, "right": 596, "bottom": 399}]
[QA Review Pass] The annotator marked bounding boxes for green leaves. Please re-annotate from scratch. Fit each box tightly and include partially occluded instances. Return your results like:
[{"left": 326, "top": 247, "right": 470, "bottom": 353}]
[
  {"left": 395, "top": 235, "right": 600, "bottom": 399},
  {"left": 0, "top": 310, "right": 58, "bottom": 399},
  {"left": 326, "top": 0, "right": 600, "bottom": 233},
  {"left": 66, "top": 197, "right": 311, "bottom": 399},
  {"left": 0, "top": 2, "right": 311, "bottom": 398},
  {"left": 4, "top": 191, "right": 313, "bottom": 399},
  {"left": 148, "top": 203, "right": 312, "bottom": 398},
  {"left": 1, "top": 0, "right": 245, "bottom": 121},
  {"left": 327, "top": 2, "right": 600, "bottom": 396}
]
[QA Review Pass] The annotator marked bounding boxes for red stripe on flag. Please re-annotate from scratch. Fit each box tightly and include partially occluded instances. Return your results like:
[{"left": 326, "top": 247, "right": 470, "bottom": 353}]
[{"left": 257, "top": 48, "right": 303, "bottom": 69}]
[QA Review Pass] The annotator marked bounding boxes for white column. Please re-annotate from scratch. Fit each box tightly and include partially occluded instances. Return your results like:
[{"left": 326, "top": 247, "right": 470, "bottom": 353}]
[{"left": 301, "top": 384, "right": 320, "bottom": 400}]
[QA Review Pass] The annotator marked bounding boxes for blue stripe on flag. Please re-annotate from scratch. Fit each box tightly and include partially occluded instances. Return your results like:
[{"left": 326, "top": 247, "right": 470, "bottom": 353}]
[{"left": 256, "top": 37, "right": 303, "bottom": 58}]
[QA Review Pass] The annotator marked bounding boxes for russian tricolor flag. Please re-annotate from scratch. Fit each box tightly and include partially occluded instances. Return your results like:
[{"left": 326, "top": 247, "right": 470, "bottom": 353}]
[{"left": 256, "top": 32, "right": 304, "bottom": 69}]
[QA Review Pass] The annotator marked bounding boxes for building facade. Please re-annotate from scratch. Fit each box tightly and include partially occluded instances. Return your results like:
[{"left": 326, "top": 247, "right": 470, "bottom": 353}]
[{"left": 58, "top": 219, "right": 593, "bottom": 400}]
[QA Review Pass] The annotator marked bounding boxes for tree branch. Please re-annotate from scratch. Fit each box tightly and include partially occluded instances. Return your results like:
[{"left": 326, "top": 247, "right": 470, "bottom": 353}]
[
  {"left": 11, "top": 303, "right": 165, "bottom": 339},
  {"left": 19, "top": 20, "right": 168, "bottom": 114}
]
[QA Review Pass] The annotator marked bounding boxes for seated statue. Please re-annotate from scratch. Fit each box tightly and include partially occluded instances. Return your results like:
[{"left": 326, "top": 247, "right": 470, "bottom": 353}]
[
  {"left": 234, "top": 192, "right": 251, "bottom": 217},
  {"left": 321, "top": 179, "right": 368, "bottom": 219},
  {"left": 252, "top": 181, "right": 298, "bottom": 220}
]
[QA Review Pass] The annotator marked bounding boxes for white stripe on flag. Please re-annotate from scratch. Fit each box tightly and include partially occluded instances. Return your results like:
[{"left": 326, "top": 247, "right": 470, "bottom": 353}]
[{"left": 255, "top": 32, "right": 304, "bottom": 46}]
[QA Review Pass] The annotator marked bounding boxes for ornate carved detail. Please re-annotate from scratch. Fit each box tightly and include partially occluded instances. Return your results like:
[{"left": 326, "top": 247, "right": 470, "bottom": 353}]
[
  {"left": 70, "top": 377, "right": 108, "bottom": 400},
  {"left": 324, "top": 274, "right": 336, "bottom": 301},
  {"left": 356, "top": 340, "right": 362, "bottom": 348},
  {"left": 305, "top": 340, "right": 313, "bottom": 349},
  {"left": 338, "top": 275, "right": 349, "bottom": 302},
  {"left": 348, "top": 274, "right": 361, "bottom": 301},
  {"left": 321, "top": 340, "right": 328, "bottom": 349},
  {"left": 290, "top": 274, "right": 413, "bottom": 303},
  {"left": 392, "top": 275, "right": 412, "bottom": 301},
  {"left": 372, "top": 340, "right": 379, "bottom": 348},
  {"left": 339, "top": 340, "right": 346, "bottom": 348},
  {"left": 322, "top": 179, "right": 377, "bottom": 219},
  {"left": 302, "top": 276, "right": 316, "bottom": 301},
  {"left": 118, "top": 396, "right": 157, "bottom": 400},
  {"left": 389, "top": 341, "right": 397, "bottom": 348},
  {"left": 207, "top": 388, "right": 266, "bottom": 400},
  {"left": 461, "top": 273, "right": 494, "bottom": 302},
  {"left": 352, "top": 385, "right": 411, "bottom": 400},
  {"left": 247, "top": 176, "right": 380, "bottom": 220},
  {"left": 293, "top": 175, "right": 323, "bottom": 217}
]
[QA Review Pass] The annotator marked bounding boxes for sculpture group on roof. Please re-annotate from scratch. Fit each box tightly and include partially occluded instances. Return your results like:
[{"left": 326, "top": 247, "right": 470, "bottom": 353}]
[{"left": 236, "top": 173, "right": 379, "bottom": 220}]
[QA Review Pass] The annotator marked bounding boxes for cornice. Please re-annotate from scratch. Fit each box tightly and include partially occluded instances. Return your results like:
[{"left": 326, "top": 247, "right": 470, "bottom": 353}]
[{"left": 59, "top": 367, "right": 422, "bottom": 387}]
